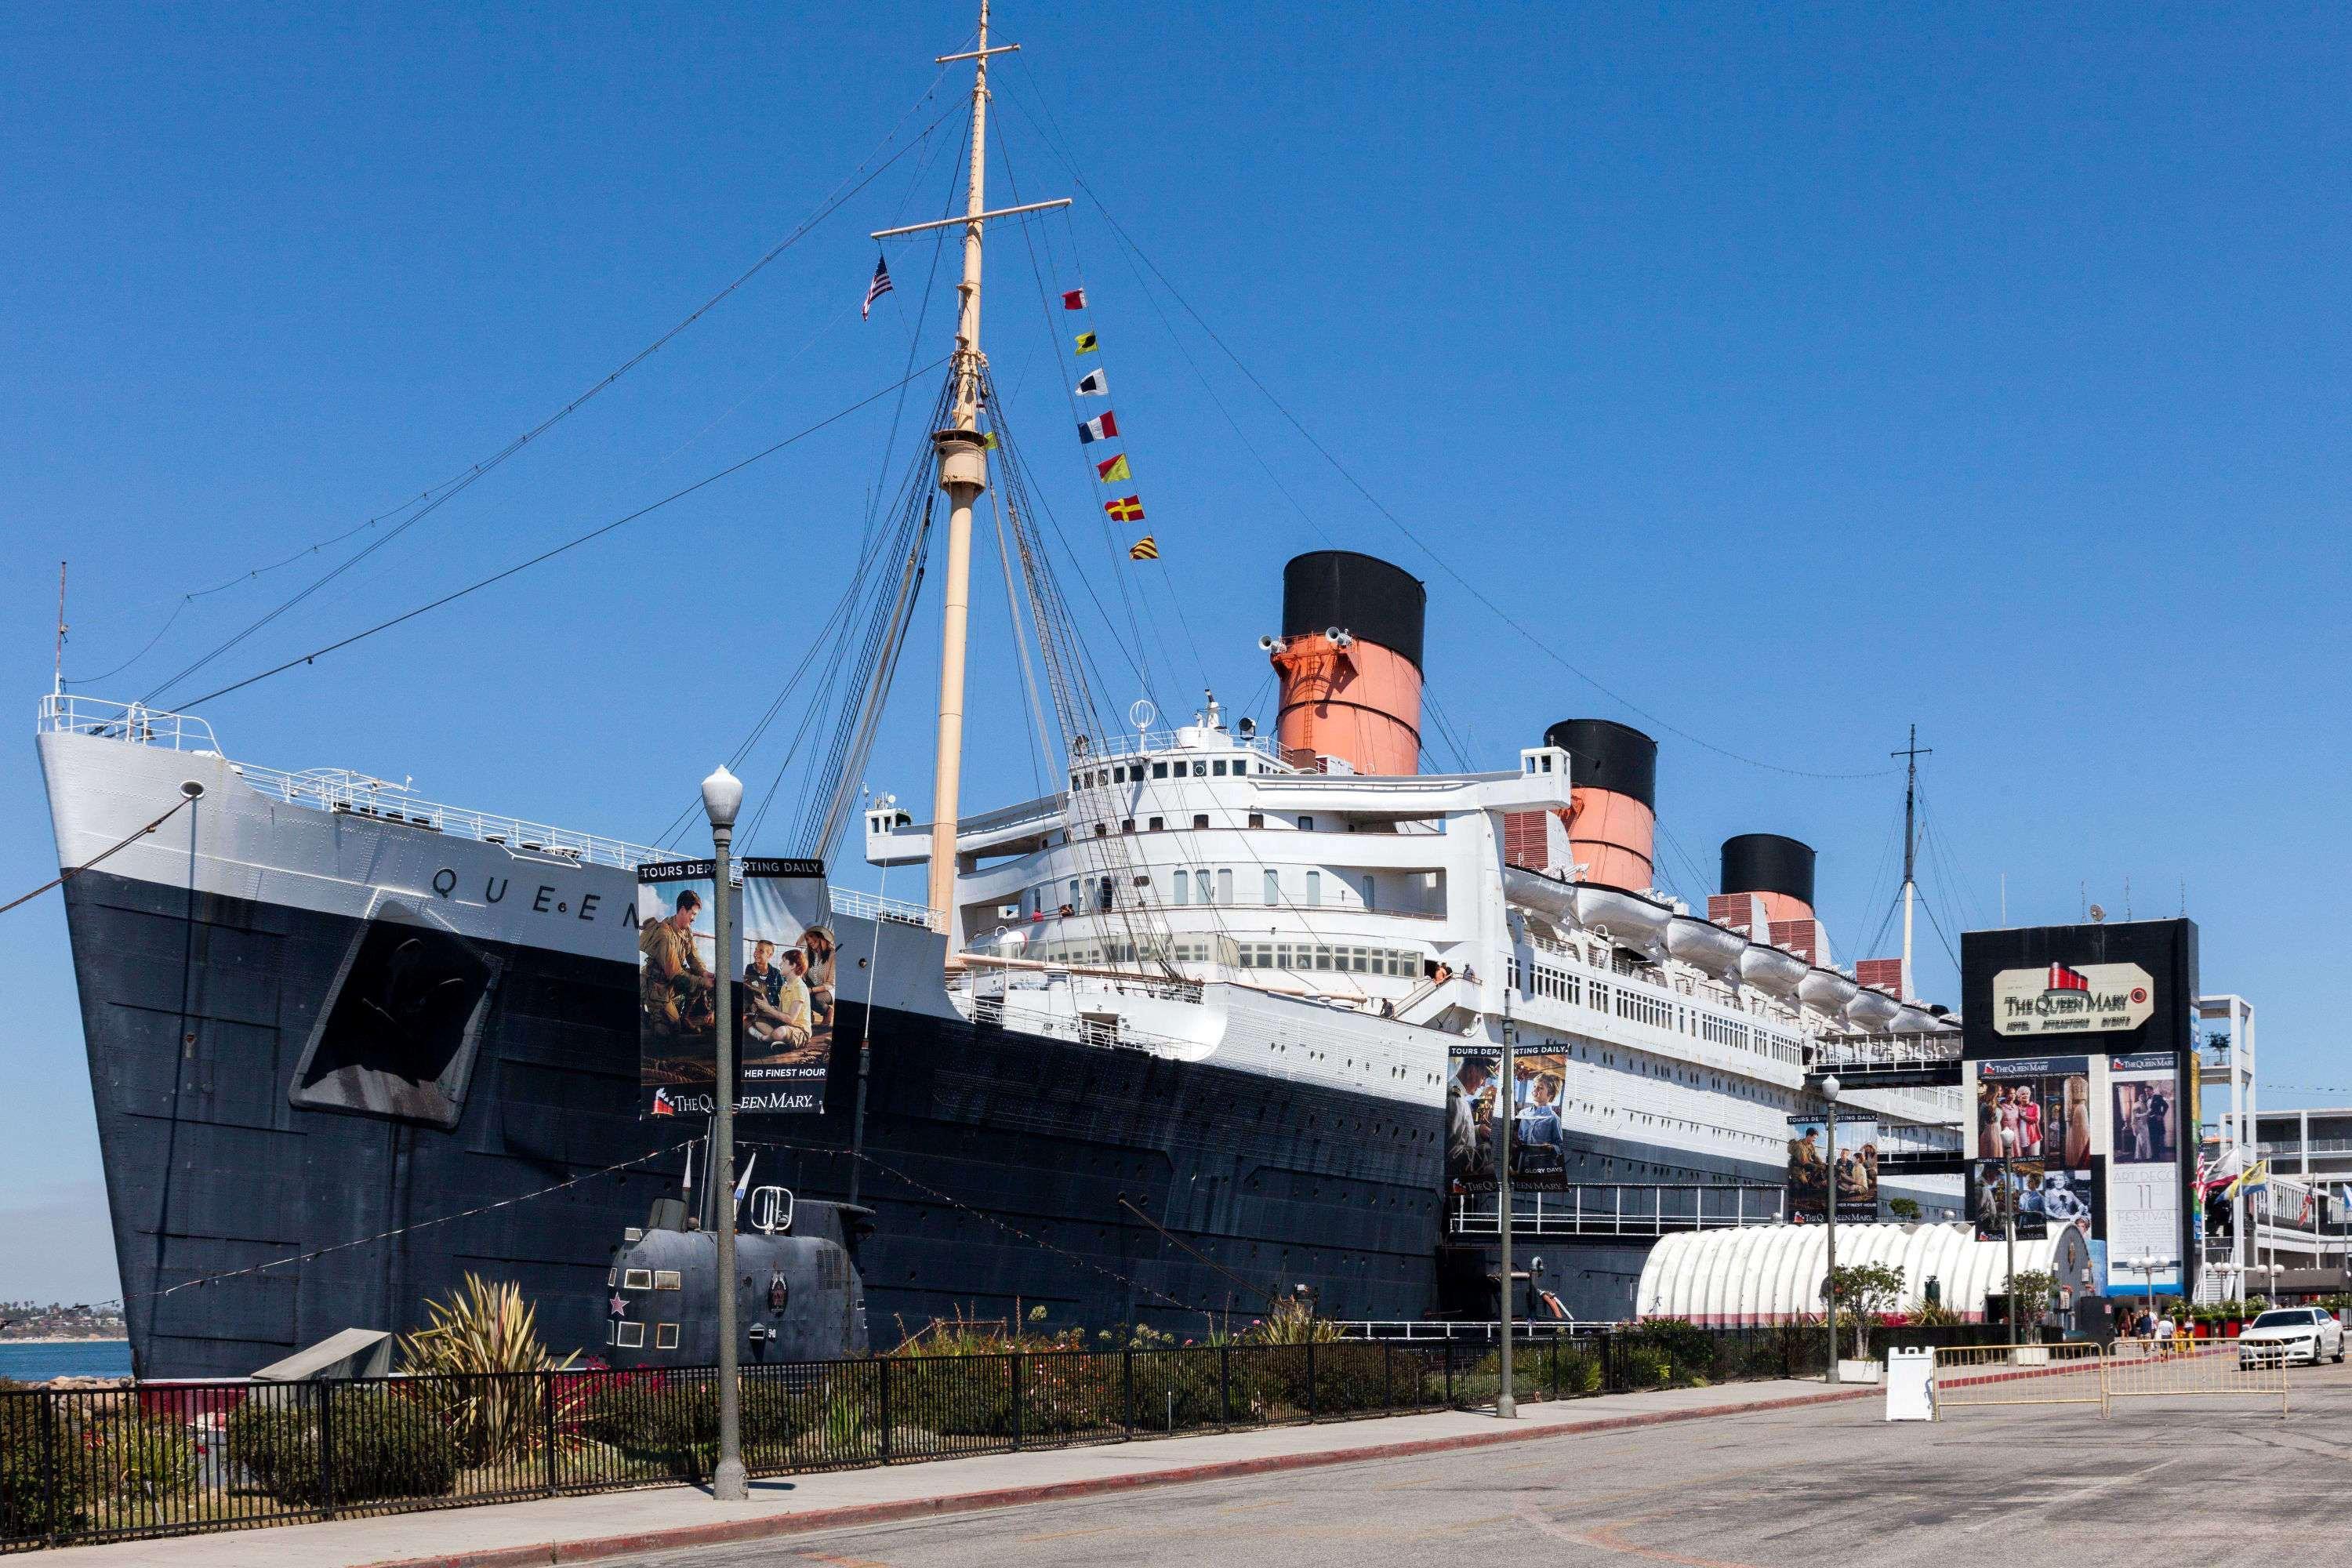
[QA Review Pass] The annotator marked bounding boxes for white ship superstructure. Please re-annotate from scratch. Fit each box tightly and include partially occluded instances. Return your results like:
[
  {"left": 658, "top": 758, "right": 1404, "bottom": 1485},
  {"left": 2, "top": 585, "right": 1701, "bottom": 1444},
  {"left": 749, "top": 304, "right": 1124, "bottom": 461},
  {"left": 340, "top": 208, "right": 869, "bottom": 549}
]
[{"left": 867, "top": 678, "right": 1965, "bottom": 1213}]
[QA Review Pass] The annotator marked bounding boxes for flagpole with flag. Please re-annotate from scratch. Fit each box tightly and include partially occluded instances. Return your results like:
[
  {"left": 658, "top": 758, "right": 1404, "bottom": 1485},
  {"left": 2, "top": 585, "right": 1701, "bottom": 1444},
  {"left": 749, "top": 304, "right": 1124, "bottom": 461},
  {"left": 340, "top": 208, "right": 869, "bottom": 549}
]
[{"left": 862, "top": 256, "right": 895, "bottom": 319}]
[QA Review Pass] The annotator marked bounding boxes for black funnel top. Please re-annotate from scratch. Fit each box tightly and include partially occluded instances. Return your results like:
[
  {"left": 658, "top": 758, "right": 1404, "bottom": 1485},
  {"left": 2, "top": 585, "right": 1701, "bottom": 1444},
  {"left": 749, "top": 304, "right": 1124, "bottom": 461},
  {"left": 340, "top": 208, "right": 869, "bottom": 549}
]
[
  {"left": 1282, "top": 551, "right": 1426, "bottom": 671},
  {"left": 1721, "top": 833, "right": 1815, "bottom": 906},
  {"left": 1543, "top": 719, "right": 1657, "bottom": 808}
]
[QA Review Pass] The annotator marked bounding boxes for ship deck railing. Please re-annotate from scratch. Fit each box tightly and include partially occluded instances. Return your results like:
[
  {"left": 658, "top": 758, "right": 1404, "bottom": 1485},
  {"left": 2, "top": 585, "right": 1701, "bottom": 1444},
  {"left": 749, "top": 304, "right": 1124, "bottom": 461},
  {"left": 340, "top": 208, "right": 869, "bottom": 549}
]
[
  {"left": 40, "top": 695, "right": 944, "bottom": 927},
  {"left": 1076, "top": 728, "right": 1290, "bottom": 766},
  {"left": 1447, "top": 1184, "right": 1788, "bottom": 1239}
]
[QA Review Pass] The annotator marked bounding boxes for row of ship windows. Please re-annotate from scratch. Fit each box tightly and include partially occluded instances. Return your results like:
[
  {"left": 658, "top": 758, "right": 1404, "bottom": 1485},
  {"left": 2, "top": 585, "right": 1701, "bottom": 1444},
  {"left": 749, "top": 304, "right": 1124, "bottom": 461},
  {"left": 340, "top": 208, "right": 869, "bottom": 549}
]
[
  {"left": 1075, "top": 758, "right": 1279, "bottom": 789},
  {"left": 1236, "top": 942, "right": 1422, "bottom": 975},
  {"left": 1038, "top": 866, "right": 1373, "bottom": 913},
  {"left": 1515, "top": 1034, "right": 1805, "bottom": 1112},
  {"left": 1018, "top": 936, "right": 1422, "bottom": 974},
  {"left": 1510, "top": 957, "right": 1802, "bottom": 1064}
]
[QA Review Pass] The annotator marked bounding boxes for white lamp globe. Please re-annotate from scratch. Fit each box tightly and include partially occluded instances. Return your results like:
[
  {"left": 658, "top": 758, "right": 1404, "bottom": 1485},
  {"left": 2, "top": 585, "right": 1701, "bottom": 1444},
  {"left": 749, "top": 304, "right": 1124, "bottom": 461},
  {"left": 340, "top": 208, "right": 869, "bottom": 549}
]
[{"left": 701, "top": 764, "right": 744, "bottom": 829}]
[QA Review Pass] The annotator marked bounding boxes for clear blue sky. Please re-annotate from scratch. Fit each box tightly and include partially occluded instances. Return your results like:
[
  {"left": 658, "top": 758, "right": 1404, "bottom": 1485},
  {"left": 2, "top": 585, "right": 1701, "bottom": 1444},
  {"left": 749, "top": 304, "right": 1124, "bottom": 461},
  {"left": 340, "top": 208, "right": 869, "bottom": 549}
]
[{"left": 4, "top": 2, "right": 2347, "bottom": 1303}]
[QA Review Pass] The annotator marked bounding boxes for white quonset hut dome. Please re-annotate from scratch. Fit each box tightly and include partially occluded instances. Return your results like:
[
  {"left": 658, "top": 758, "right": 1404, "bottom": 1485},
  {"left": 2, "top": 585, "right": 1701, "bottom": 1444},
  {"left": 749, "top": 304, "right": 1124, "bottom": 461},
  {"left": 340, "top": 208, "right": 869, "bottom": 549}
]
[{"left": 1636, "top": 1223, "right": 2056, "bottom": 1326}]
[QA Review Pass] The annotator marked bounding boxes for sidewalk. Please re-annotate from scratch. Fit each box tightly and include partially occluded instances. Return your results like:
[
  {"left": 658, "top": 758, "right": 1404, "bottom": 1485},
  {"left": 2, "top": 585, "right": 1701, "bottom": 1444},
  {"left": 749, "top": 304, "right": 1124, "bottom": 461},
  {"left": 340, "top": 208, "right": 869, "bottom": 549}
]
[{"left": 67, "top": 1377, "right": 1875, "bottom": 1568}]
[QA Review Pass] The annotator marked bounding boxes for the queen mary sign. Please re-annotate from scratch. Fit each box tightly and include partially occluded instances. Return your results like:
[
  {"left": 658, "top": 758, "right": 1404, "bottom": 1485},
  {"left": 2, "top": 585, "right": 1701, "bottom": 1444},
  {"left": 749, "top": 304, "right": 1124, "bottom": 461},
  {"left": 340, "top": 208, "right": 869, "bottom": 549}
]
[{"left": 1992, "top": 961, "right": 2156, "bottom": 1037}]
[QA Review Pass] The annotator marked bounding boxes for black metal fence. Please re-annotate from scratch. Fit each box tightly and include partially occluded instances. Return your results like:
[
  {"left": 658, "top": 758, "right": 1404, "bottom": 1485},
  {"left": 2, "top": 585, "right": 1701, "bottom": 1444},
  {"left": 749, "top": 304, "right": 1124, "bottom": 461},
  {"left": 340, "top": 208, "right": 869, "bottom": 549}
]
[{"left": 0, "top": 1325, "right": 1827, "bottom": 1553}]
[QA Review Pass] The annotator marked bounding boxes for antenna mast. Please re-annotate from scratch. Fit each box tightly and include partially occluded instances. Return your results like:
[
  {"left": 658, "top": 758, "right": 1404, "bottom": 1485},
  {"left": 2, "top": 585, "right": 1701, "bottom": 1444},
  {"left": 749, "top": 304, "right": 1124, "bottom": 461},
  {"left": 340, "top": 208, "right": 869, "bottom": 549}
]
[
  {"left": 53, "top": 562, "right": 67, "bottom": 697},
  {"left": 1893, "top": 724, "right": 1931, "bottom": 985}
]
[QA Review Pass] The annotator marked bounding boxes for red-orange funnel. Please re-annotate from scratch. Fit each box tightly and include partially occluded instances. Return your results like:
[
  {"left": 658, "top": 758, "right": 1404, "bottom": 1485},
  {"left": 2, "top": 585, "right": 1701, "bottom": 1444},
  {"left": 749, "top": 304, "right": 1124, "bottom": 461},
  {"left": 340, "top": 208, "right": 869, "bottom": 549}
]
[{"left": 1271, "top": 552, "right": 1425, "bottom": 776}]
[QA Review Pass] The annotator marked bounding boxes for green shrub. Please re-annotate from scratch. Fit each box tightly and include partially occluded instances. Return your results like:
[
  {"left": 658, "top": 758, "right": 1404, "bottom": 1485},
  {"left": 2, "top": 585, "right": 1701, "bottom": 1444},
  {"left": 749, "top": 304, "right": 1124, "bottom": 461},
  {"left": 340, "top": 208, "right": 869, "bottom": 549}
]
[
  {"left": 1236, "top": 1342, "right": 1398, "bottom": 1417},
  {"left": 1130, "top": 1352, "right": 1232, "bottom": 1432},
  {"left": 90, "top": 1414, "right": 201, "bottom": 1501},
  {"left": 226, "top": 1388, "right": 459, "bottom": 1506},
  {"left": 1530, "top": 1344, "right": 1603, "bottom": 1397},
  {"left": 1625, "top": 1319, "right": 1717, "bottom": 1383},
  {"left": 576, "top": 1380, "right": 711, "bottom": 1478},
  {"left": 1, "top": 1388, "right": 93, "bottom": 1541},
  {"left": 572, "top": 1374, "right": 812, "bottom": 1476},
  {"left": 1618, "top": 1347, "right": 1675, "bottom": 1389}
]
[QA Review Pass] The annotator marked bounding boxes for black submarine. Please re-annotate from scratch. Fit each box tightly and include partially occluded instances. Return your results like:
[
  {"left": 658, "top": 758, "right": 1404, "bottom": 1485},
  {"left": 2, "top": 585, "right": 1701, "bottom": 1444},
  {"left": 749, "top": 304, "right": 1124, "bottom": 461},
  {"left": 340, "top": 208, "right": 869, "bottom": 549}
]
[{"left": 601, "top": 1160, "right": 870, "bottom": 1367}]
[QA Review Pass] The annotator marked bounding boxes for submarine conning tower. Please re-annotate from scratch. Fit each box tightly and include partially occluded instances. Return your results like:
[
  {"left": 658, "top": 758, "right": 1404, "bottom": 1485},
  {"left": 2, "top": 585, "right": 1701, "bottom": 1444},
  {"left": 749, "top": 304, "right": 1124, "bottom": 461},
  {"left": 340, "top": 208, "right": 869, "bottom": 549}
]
[
  {"left": 1267, "top": 550, "right": 1426, "bottom": 776},
  {"left": 1544, "top": 718, "right": 1657, "bottom": 889}
]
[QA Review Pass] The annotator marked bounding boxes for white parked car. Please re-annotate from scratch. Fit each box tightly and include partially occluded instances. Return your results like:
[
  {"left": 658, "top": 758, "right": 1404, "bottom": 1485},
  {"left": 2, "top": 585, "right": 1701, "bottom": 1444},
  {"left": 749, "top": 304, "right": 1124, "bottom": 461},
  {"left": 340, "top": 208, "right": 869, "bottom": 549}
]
[{"left": 2238, "top": 1308, "right": 2346, "bottom": 1367}]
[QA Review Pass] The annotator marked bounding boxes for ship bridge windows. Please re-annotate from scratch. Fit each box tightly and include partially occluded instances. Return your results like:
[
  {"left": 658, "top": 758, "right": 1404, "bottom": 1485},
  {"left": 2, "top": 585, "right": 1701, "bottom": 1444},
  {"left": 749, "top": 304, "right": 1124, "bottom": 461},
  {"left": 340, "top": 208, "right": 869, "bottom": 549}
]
[{"left": 1237, "top": 942, "right": 1418, "bottom": 976}]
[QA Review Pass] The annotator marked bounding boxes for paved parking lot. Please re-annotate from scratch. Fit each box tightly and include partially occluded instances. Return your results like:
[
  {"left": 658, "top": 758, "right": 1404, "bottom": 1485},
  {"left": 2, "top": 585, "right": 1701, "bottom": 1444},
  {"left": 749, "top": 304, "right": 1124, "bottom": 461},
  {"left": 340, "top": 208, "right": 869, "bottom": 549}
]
[{"left": 622, "top": 1361, "right": 2352, "bottom": 1568}]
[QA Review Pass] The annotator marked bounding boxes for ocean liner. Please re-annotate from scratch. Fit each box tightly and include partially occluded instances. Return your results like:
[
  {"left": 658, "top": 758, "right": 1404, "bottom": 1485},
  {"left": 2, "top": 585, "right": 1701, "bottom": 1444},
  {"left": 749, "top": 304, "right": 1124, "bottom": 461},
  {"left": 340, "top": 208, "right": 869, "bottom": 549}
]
[{"left": 34, "top": 3, "right": 1964, "bottom": 1378}]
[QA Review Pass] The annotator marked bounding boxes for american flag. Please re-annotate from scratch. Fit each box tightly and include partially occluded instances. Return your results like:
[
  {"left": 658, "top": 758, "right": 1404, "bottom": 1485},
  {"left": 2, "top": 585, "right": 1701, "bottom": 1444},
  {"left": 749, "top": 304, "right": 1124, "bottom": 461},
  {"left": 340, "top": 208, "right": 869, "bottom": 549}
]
[
  {"left": 862, "top": 256, "right": 895, "bottom": 320},
  {"left": 2046, "top": 963, "right": 2089, "bottom": 993}
]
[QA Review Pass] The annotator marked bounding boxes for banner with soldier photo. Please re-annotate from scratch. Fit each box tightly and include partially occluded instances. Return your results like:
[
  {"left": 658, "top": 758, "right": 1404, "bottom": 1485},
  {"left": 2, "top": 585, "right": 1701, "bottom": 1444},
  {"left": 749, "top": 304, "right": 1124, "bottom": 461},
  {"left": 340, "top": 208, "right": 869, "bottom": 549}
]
[
  {"left": 1445, "top": 1042, "right": 1571, "bottom": 1194},
  {"left": 637, "top": 858, "right": 833, "bottom": 1118},
  {"left": 1788, "top": 1112, "right": 1879, "bottom": 1222}
]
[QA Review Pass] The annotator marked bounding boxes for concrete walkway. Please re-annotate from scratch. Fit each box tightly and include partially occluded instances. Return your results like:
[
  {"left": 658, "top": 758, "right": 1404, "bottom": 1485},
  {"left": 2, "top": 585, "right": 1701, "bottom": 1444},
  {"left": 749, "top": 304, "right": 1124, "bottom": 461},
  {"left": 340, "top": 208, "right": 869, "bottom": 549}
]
[{"left": 65, "top": 1377, "right": 1875, "bottom": 1568}]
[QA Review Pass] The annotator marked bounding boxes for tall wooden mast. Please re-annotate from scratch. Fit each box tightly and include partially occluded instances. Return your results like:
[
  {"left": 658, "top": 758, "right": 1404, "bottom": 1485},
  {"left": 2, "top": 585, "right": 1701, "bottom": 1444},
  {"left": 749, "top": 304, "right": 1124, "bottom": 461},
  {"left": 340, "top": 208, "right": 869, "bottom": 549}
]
[
  {"left": 922, "top": 0, "right": 1001, "bottom": 932},
  {"left": 873, "top": 1, "right": 1066, "bottom": 933},
  {"left": 868, "top": 3, "right": 1067, "bottom": 932}
]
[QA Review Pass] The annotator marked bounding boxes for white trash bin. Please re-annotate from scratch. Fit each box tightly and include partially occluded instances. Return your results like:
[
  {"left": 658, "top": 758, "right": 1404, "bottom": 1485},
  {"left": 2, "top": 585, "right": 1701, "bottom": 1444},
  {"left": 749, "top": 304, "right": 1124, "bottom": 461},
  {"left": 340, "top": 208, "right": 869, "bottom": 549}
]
[{"left": 1885, "top": 1348, "right": 1933, "bottom": 1421}]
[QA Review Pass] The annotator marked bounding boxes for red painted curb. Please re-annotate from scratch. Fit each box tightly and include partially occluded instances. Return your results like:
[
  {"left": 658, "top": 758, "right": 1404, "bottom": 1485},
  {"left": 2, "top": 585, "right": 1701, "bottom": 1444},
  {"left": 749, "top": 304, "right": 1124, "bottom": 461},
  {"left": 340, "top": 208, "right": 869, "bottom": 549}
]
[{"left": 359, "top": 1387, "right": 1877, "bottom": 1568}]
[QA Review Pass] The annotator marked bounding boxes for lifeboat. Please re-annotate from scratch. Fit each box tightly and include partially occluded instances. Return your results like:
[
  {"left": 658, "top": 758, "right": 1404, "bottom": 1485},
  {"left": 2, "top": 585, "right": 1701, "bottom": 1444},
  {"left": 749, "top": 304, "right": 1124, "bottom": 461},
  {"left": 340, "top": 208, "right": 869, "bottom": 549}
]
[
  {"left": 1736, "top": 942, "right": 1808, "bottom": 998},
  {"left": 1665, "top": 914, "right": 1747, "bottom": 978},
  {"left": 1892, "top": 1005, "right": 1944, "bottom": 1036},
  {"left": 1797, "top": 967, "right": 1859, "bottom": 1018},
  {"left": 1845, "top": 987, "right": 1902, "bottom": 1033},
  {"left": 1570, "top": 884, "right": 1673, "bottom": 954},
  {"left": 1501, "top": 865, "right": 1577, "bottom": 926}
]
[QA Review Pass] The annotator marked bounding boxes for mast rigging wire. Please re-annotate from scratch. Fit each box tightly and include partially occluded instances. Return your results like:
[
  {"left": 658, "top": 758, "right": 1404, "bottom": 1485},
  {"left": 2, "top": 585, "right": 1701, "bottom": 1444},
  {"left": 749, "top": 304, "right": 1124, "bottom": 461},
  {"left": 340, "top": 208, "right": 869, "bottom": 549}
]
[
  {"left": 996, "top": 71, "right": 1892, "bottom": 784},
  {"left": 125, "top": 85, "right": 962, "bottom": 707},
  {"left": 0, "top": 794, "right": 195, "bottom": 920},
  {"left": 169, "top": 358, "right": 949, "bottom": 713},
  {"left": 702, "top": 118, "right": 968, "bottom": 855}
]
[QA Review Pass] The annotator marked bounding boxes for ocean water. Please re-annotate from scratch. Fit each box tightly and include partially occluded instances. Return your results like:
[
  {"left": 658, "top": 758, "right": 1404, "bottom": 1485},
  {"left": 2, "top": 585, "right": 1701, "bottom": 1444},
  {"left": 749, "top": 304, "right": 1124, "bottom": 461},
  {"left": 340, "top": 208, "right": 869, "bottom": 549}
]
[{"left": 0, "top": 1341, "right": 133, "bottom": 1382}]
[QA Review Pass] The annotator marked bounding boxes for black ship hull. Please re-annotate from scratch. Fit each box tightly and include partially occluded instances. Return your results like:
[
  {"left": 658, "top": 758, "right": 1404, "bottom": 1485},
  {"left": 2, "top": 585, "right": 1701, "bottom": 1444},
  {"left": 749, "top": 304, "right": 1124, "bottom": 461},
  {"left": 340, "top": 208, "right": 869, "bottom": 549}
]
[{"left": 64, "top": 868, "right": 1444, "bottom": 1377}]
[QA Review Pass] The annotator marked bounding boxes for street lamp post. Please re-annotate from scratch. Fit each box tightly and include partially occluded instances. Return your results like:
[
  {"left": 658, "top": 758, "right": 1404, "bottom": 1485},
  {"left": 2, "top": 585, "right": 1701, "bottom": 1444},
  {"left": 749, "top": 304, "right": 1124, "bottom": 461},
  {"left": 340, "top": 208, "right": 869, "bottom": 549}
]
[
  {"left": 1496, "top": 1007, "right": 1517, "bottom": 1420},
  {"left": 1821, "top": 1074, "right": 1841, "bottom": 1384},
  {"left": 702, "top": 764, "right": 747, "bottom": 1504},
  {"left": 2002, "top": 1145, "right": 2020, "bottom": 1345}
]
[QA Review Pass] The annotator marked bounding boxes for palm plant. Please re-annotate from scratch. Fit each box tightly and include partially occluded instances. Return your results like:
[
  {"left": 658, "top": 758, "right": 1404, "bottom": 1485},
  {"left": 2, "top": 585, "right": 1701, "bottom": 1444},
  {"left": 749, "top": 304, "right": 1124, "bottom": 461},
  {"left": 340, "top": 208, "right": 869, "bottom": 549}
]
[{"left": 398, "top": 1273, "right": 578, "bottom": 1465}]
